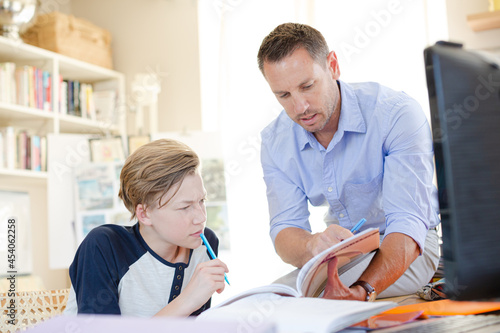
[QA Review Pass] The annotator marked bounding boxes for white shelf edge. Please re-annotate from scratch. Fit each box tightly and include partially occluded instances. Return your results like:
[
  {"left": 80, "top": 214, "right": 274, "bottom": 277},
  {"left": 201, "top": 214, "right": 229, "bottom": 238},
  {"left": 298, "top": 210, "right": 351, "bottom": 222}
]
[
  {"left": 58, "top": 114, "right": 119, "bottom": 132},
  {"left": 0, "top": 102, "right": 55, "bottom": 119},
  {"left": 0, "top": 168, "right": 48, "bottom": 179}
]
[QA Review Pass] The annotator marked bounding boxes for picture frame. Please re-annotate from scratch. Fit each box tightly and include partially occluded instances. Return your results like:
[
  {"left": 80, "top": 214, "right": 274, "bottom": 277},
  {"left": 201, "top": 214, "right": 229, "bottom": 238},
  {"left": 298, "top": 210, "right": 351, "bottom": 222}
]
[
  {"left": 89, "top": 137, "right": 125, "bottom": 162},
  {"left": 127, "top": 135, "right": 151, "bottom": 155}
]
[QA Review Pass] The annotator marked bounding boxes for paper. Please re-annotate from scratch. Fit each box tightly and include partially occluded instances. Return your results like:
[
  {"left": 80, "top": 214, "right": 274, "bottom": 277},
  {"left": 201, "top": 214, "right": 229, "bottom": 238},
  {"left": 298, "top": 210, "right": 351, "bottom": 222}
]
[{"left": 198, "top": 293, "right": 396, "bottom": 333}]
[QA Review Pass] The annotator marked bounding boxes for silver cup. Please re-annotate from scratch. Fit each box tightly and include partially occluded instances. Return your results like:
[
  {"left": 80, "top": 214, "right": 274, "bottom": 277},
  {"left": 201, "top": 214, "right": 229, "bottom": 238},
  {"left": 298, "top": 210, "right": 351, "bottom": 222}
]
[{"left": 0, "top": 0, "right": 37, "bottom": 40}]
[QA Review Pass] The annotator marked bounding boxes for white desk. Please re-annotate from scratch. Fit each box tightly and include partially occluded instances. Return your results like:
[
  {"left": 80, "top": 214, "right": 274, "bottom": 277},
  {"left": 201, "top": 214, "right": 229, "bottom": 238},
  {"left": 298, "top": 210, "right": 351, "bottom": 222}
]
[{"left": 24, "top": 314, "right": 276, "bottom": 333}]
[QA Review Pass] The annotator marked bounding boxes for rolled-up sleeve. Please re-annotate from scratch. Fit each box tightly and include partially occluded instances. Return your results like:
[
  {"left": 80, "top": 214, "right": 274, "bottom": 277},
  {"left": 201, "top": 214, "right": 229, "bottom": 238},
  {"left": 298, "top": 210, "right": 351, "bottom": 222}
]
[
  {"left": 382, "top": 99, "right": 437, "bottom": 253},
  {"left": 261, "top": 138, "right": 311, "bottom": 244}
]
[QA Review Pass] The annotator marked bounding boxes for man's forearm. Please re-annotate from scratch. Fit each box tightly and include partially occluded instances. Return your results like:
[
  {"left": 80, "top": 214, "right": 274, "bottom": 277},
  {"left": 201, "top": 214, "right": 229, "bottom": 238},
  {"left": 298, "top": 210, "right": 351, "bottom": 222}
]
[
  {"left": 356, "top": 232, "right": 420, "bottom": 296},
  {"left": 274, "top": 227, "right": 314, "bottom": 268}
]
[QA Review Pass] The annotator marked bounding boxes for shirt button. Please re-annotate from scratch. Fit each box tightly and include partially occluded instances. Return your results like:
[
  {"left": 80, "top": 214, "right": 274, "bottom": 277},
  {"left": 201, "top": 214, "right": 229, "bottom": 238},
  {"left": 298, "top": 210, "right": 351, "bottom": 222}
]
[
  {"left": 175, "top": 286, "right": 179, "bottom": 290},
  {"left": 339, "top": 213, "right": 345, "bottom": 218},
  {"left": 327, "top": 187, "right": 333, "bottom": 192},
  {"left": 177, "top": 275, "right": 181, "bottom": 280},
  {"left": 178, "top": 266, "right": 183, "bottom": 270}
]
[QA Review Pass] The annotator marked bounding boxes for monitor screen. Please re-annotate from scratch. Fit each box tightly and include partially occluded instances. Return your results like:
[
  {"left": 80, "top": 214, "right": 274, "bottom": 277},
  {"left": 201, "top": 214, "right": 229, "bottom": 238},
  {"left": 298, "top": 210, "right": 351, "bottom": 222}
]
[{"left": 424, "top": 41, "right": 500, "bottom": 301}]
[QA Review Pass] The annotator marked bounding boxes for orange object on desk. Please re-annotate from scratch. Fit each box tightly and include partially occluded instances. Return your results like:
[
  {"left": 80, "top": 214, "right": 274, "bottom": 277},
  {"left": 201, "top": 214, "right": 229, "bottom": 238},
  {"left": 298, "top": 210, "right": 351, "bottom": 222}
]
[
  {"left": 382, "top": 299, "right": 500, "bottom": 316},
  {"left": 352, "top": 311, "right": 424, "bottom": 329}
]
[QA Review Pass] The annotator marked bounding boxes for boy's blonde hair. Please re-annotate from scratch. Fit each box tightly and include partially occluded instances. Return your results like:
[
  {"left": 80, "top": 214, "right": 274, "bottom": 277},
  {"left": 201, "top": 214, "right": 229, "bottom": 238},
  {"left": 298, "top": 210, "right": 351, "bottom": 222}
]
[{"left": 119, "top": 138, "right": 200, "bottom": 220}]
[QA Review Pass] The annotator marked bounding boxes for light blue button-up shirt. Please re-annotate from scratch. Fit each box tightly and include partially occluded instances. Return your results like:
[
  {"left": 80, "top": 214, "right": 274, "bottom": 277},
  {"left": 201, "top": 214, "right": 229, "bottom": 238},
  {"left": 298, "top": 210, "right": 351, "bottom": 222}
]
[{"left": 260, "top": 81, "right": 440, "bottom": 252}]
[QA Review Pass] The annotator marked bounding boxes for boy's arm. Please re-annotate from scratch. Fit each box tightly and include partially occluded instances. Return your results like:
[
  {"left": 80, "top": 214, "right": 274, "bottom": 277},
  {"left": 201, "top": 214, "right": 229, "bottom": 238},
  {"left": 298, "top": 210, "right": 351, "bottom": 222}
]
[{"left": 69, "top": 229, "right": 121, "bottom": 314}]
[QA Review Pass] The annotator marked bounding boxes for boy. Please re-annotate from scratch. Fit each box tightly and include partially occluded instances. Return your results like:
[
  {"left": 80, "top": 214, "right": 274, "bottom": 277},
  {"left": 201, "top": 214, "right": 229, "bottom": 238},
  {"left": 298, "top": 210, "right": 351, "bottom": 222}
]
[{"left": 65, "top": 139, "right": 229, "bottom": 316}]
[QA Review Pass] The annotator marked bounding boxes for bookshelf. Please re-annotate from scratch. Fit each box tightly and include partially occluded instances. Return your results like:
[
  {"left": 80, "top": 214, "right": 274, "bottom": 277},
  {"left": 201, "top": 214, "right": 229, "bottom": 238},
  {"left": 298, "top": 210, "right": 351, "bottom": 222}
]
[
  {"left": 0, "top": 35, "right": 126, "bottom": 176},
  {"left": 0, "top": 35, "right": 126, "bottom": 284}
]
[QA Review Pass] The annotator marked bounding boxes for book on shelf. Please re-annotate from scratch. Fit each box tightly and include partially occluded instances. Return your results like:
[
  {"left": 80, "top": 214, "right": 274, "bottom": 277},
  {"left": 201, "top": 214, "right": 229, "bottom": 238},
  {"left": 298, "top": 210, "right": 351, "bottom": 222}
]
[
  {"left": 17, "top": 130, "right": 28, "bottom": 169},
  {"left": 28, "top": 66, "right": 36, "bottom": 108},
  {"left": 42, "top": 70, "right": 51, "bottom": 111},
  {"left": 0, "top": 67, "right": 91, "bottom": 117},
  {"left": 78, "top": 83, "right": 96, "bottom": 120},
  {"left": 40, "top": 136, "right": 47, "bottom": 172},
  {"left": 0, "top": 62, "right": 52, "bottom": 111},
  {"left": 73, "top": 80, "right": 81, "bottom": 116},
  {"left": 61, "top": 79, "right": 98, "bottom": 119},
  {"left": 60, "top": 79, "right": 68, "bottom": 114},
  {"left": 15, "top": 66, "right": 29, "bottom": 107},
  {"left": 0, "top": 130, "right": 3, "bottom": 168},
  {"left": 198, "top": 228, "right": 388, "bottom": 332},
  {"left": 1, "top": 126, "right": 16, "bottom": 170},
  {"left": 0, "top": 62, "right": 16, "bottom": 104},
  {"left": 30, "top": 135, "right": 41, "bottom": 171},
  {"left": 0, "top": 126, "right": 47, "bottom": 172},
  {"left": 93, "top": 90, "right": 116, "bottom": 123}
]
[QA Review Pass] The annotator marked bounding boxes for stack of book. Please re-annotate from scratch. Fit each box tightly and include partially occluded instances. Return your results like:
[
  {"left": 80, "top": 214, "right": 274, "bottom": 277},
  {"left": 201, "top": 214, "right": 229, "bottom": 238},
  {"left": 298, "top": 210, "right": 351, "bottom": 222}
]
[
  {"left": 0, "top": 62, "right": 52, "bottom": 111},
  {"left": 0, "top": 62, "right": 102, "bottom": 120},
  {"left": 0, "top": 126, "right": 47, "bottom": 172},
  {"left": 60, "top": 79, "right": 96, "bottom": 120}
]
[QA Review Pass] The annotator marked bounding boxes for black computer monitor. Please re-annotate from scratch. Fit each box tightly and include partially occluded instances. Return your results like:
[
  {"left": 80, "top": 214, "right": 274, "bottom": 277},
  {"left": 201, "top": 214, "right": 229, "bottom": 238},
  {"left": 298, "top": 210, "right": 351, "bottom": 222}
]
[{"left": 424, "top": 41, "right": 500, "bottom": 301}]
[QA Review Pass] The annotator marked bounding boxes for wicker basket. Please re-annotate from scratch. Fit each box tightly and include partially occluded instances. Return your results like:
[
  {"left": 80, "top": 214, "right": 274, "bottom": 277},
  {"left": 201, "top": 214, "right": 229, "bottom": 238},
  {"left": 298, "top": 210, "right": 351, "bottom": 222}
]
[
  {"left": 0, "top": 289, "right": 69, "bottom": 332},
  {"left": 21, "top": 11, "right": 113, "bottom": 69}
]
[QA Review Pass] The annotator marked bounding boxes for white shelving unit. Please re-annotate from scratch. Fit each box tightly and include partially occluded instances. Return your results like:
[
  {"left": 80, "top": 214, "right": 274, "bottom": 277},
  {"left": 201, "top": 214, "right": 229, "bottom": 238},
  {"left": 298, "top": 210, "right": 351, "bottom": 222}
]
[
  {"left": 0, "top": 35, "right": 126, "bottom": 279},
  {"left": 0, "top": 35, "right": 126, "bottom": 178}
]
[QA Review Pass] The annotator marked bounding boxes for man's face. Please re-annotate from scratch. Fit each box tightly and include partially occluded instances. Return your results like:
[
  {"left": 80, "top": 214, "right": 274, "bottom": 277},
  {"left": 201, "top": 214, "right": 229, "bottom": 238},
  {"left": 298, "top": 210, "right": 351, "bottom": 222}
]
[{"left": 263, "top": 48, "right": 341, "bottom": 134}]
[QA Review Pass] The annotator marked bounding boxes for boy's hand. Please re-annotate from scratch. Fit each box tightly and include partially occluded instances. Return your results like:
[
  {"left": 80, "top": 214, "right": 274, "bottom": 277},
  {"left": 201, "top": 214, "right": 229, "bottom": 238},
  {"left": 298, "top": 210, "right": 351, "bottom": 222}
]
[{"left": 178, "top": 259, "right": 229, "bottom": 311}]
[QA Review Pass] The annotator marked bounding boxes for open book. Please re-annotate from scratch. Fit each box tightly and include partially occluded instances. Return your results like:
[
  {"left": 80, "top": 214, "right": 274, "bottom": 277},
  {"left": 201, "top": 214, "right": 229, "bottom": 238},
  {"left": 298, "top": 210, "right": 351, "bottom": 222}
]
[
  {"left": 197, "top": 228, "right": 390, "bottom": 332},
  {"left": 220, "top": 227, "right": 380, "bottom": 307},
  {"left": 198, "top": 293, "right": 395, "bottom": 333}
]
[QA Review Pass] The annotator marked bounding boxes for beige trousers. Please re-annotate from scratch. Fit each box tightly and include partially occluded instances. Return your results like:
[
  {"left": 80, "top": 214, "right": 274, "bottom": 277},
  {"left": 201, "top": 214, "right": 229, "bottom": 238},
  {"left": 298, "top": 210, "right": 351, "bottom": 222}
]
[{"left": 339, "top": 229, "right": 441, "bottom": 298}]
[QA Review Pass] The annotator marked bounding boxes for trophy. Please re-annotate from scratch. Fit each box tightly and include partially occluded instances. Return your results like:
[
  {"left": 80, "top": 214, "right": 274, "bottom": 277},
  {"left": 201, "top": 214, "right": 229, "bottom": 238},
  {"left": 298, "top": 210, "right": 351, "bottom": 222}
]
[{"left": 0, "top": 0, "right": 37, "bottom": 40}]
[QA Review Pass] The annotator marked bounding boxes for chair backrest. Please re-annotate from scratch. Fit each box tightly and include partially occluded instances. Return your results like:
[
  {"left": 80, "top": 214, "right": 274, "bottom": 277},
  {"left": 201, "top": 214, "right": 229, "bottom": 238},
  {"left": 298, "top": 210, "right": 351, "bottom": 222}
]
[{"left": 1, "top": 288, "right": 70, "bottom": 332}]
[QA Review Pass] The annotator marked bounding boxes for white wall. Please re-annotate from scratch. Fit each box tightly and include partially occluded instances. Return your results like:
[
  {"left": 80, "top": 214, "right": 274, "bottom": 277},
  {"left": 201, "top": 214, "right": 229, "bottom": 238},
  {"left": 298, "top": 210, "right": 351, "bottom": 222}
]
[
  {"left": 445, "top": 0, "right": 500, "bottom": 51},
  {"left": 70, "top": 0, "right": 203, "bottom": 134}
]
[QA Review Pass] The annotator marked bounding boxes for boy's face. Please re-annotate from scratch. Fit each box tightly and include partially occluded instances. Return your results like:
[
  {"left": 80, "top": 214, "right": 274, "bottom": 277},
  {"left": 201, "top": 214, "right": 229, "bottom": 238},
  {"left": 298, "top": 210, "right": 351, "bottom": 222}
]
[{"left": 145, "top": 172, "right": 207, "bottom": 250}]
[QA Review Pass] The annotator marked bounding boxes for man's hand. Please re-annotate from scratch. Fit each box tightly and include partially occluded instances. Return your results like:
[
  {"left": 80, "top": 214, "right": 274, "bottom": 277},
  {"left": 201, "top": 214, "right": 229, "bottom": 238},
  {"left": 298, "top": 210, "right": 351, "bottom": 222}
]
[
  {"left": 322, "top": 256, "right": 366, "bottom": 301},
  {"left": 275, "top": 225, "right": 353, "bottom": 268},
  {"left": 322, "top": 233, "right": 420, "bottom": 301},
  {"left": 307, "top": 224, "right": 353, "bottom": 257}
]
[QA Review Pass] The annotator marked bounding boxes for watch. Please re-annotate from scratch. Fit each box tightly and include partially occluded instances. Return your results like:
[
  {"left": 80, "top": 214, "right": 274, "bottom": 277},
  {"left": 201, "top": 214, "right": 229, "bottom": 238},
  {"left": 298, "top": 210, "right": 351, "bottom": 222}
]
[{"left": 351, "top": 280, "right": 377, "bottom": 302}]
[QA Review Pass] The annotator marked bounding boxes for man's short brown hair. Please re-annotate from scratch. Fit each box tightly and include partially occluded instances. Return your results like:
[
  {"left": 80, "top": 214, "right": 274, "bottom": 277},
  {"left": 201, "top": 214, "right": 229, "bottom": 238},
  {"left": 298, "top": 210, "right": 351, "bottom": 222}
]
[
  {"left": 118, "top": 138, "right": 200, "bottom": 220},
  {"left": 257, "top": 23, "right": 330, "bottom": 75}
]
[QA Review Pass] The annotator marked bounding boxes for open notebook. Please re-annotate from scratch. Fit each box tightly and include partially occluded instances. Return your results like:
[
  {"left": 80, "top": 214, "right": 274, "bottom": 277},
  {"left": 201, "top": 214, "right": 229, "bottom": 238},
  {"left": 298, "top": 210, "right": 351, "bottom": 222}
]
[{"left": 197, "top": 228, "right": 388, "bottom": 333}]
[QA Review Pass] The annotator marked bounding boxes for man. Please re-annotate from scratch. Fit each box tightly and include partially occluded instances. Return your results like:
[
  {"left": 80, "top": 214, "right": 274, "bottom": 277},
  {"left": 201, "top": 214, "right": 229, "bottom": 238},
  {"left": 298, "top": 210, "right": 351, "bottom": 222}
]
[{"left": 258, "top": 23, "right": 440, "bottom": 301}]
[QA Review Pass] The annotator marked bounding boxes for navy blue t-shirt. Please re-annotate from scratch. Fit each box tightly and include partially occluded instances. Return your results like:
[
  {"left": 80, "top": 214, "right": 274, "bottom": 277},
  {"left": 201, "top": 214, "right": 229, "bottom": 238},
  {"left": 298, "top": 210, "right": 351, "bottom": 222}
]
[{"left": 65, "top": 223, "right": 219, "bottom": 317}]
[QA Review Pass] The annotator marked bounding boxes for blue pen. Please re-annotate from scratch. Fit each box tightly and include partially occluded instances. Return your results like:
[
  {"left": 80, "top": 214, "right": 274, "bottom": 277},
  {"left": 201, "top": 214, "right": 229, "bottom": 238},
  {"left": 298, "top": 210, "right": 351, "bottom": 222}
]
[
  {"left": 200, "top": 233, "right": 230, "bottom": 285},
  {"left": 350, "top": 218, "right": 367, "bottom": 234}
]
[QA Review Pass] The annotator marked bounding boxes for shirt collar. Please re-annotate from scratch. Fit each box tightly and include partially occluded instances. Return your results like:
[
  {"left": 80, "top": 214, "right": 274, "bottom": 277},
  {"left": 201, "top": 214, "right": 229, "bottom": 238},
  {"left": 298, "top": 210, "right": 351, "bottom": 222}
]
[
  {"left": 297, "top": 80, "right": 366, "bottom": 151},
  {"left": 338, "top": 80, "right": 367, "bottom": 134}
]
